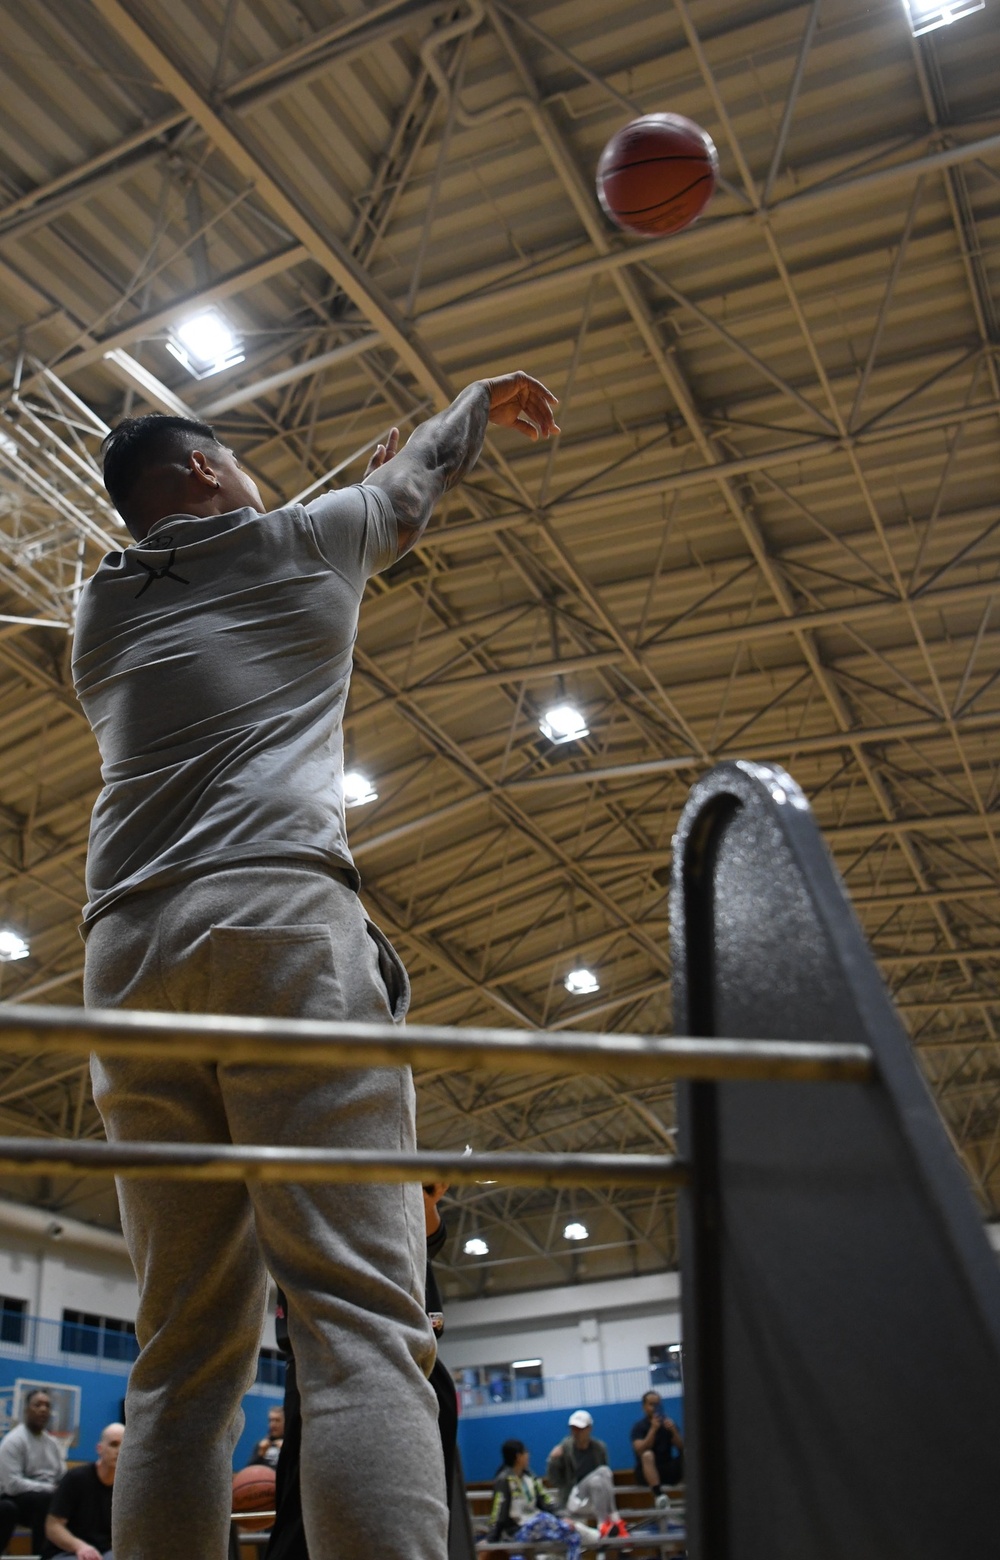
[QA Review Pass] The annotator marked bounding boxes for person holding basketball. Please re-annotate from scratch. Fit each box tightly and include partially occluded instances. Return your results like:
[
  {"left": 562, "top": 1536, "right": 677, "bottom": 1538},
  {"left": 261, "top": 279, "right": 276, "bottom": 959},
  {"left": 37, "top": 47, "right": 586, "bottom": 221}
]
[{"left": 73, "top": 370, "right": 558, "bottom": 1560}]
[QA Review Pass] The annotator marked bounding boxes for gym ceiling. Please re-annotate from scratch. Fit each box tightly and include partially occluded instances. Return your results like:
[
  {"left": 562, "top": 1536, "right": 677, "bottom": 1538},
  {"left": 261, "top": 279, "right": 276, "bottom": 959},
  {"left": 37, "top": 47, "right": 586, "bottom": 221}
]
[{"left": 0, "top": 0, "right": 997, "bottom": 1300}]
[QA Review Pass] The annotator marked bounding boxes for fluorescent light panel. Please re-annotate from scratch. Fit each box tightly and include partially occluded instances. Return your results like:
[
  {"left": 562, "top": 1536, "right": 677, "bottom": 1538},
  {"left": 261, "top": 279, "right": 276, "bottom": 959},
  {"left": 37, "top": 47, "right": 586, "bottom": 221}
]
[
  {"left": 902, "top": 0, "right": 983, "bottom": 33},
  {"left": 166, "top": 309, "right": 244, "bottom": 379},
  {"left": 564, "top": 967, "right": 599, "bottom": 996},
  {"left": 0, "top": 929, "right": 29, "bottom": 962},
  {"left": 343, "top": 770, "right": 377, "bottom": 807},
  {"left": 539, "top": 703, "right": 589, "bottom": 744}
]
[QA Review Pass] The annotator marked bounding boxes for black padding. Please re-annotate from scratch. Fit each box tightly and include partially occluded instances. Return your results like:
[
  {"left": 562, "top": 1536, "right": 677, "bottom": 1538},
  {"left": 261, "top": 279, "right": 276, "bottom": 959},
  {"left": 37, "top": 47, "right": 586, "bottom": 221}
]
[{"left": 671, "top": 760, "right": 1000, "bottom": 1560}]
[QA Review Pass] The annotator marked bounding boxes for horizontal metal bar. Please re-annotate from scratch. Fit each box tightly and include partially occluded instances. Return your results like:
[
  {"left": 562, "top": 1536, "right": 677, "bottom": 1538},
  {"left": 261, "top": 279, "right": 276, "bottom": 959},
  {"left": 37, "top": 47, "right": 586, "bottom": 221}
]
[
  {"left": 0, "top": 1004, "right": 875, "bottom": 1083},
  {"left": 0, "top": 1141, "right": 682, "bottom": 1188}
]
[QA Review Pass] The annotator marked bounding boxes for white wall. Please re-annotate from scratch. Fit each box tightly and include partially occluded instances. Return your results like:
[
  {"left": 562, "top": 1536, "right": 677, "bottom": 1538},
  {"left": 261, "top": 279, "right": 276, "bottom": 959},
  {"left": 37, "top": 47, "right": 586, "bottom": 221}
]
[
  {"left": 7, "top": 1202, "right": 999, "bottom": 1376},
  {"left": 438, "top": 1271, "right": 682, "bottom": 1379},
  {"left": 0, "top": 1204, "right": 136, "bottom": 1324},
  {"left": 0, "top": 1200, "right": 278, "bottom": 1348}
]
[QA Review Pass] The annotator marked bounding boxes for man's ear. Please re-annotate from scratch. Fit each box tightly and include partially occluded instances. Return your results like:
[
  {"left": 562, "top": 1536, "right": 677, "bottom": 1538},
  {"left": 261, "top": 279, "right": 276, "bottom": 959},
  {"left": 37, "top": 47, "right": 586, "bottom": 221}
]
[{"left": 189, "top": 449, "right": 221, "bottom": 490}]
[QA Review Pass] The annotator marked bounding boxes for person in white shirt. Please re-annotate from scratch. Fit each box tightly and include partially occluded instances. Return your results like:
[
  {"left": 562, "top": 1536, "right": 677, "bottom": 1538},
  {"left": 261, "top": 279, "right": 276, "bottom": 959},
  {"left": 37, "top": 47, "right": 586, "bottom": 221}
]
[{"left": 0, "top": 1390, "right": 66, "bottom": 1554}]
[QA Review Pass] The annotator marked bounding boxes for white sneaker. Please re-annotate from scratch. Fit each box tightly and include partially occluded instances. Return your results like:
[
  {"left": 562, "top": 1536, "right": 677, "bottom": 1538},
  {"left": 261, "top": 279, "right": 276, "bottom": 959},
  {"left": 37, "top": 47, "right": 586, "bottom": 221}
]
[{"left": 654, "top": 1492, "right": 671, "bottom": 1511}]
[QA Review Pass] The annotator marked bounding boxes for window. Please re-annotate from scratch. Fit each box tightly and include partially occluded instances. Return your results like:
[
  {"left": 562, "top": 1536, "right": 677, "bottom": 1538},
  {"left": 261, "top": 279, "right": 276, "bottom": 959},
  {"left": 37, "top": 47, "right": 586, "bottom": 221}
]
[
  {"left": 455, "top": 1360, "right": 544, "bottom": 1407},
  {"left": 102, "top": 1317, "right": 139, "bottom": 1362},
  {"left": 648, "top": 1343, "right": 682, "bottom": 1384},
  {"left": 256, "top": 1348, "right": 286, "bottom": 1388},
  {"left": 0, "top": 1297, "right": 26, "bottom": 1346},
  {"left": 61, "top": 1310, "right": 138, "bottom": 1363}
]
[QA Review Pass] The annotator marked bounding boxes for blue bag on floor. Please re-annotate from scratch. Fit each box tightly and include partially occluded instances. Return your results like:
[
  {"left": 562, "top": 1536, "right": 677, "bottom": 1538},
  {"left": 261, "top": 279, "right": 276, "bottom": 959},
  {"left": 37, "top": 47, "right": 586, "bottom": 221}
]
[{"left": 511, "top": 1511, "right": 582, "bottom": 1560}]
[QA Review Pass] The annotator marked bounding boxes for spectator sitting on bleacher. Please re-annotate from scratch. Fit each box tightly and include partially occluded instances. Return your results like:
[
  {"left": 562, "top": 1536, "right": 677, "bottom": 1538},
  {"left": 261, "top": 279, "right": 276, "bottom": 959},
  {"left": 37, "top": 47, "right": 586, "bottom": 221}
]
[
  {"left": 41, "top": 1422, "right": 123, "bottom": 1560},
  {"left": 631, "top": 1390, "right": 684, "bottom": 1509},
  {"left": 247, "top": 1407, "right": 285, "bottom": 1470},
  {"left": 0, "top": 1390, "right": 66, "bottom": 1556},
  {"left": 545, "top": 1410, "right": 618, "bottom": 1527},
  {"left": 483, "top": 1440, "right": 556, "bottom": 1545}
]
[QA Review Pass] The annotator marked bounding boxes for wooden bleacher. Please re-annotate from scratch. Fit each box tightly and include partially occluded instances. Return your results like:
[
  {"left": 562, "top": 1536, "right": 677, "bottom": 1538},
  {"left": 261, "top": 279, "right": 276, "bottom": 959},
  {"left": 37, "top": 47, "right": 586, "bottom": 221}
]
[
  {"left": 464, "top": 1469, "right": 685, "bottom": 1556},
  {"left": 231, "top": 1470, "right": 685, "bottom": 1557}
]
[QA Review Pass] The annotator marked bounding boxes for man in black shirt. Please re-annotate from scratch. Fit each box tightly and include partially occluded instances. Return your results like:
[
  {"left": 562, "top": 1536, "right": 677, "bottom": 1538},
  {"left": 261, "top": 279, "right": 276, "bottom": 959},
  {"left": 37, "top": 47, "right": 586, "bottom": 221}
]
[
  {"left": 631, "top": 1390, "right": 684, "bottom": 1505},
  {"left": 43, "top": 1423, "right": 123, "bottom": 1560}
]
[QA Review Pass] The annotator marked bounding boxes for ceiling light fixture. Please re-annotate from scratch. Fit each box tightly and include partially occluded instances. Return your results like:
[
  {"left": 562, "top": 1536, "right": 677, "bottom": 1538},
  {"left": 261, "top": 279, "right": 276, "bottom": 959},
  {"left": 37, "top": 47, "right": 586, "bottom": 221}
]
[
  {"left": 464, "top": 1236, "right": 489, "bottom": 1257},
  {"left": 343, "top": 770, "right": 378, "bottom": 807},
  {"left": 564, "top": 1221, "right": 589, "bottom": 1241},
  {"left": 166, "top": 309, "right": 245, "bottom": 379},
  {"left": 901, "top": 0, "right": 983, "bottom": 34},
  {"left": 564, "top": 967, "right": 599, "bottom": 996},
  {"left": 539, "top": 702, "right": 589, "bottom": 744},
  {"left": 0, "top": 929, "right": 30, "bottom": 962}
]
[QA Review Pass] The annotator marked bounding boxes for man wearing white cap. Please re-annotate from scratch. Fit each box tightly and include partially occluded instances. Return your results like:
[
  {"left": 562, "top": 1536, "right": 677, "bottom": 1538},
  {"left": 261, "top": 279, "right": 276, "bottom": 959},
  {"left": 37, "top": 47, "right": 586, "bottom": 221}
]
[{"left": 546, "top": 1411, "right": 619, "bottom": 1530}]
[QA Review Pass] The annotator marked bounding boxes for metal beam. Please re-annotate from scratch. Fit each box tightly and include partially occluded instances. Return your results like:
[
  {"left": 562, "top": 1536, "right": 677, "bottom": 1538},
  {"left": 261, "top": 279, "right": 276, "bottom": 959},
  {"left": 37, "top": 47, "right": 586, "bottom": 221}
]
[
  {"left": 407, "top": 577, "right": 1000, "bottom": 691},
  {"left": 87, "top": 0, "right": 451, "bottom": 406},
  {"left": 37, "top": 246, "right": 308, "bottom": 384},
  {"left": 413, "top": 398, "right": 1000, "bottom": 546},
  {"left": 0, "top": 1138, "right": 682, "bottom": 1189},
  {"left": 197, "top": 332, "right": 382, "bottom": 418},
  {"left": 346, "top": 708, "right": 1000, "bottom": 860},
  {"left": 0, "top": 1004, "right": 874, "bottom": 1081},
  {"left": 417, "top": 132, "right": 1000, "bottom": 335}
]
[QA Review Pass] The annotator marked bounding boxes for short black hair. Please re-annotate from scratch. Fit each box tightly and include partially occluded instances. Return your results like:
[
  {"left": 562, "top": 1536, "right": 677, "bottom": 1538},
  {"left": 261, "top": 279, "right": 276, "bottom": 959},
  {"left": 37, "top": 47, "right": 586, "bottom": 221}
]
[
  {"left": 500, "top": 1438, "right": 526, "bottom": 1467},
  {"left": 101, "top": 413, "right": 222, "bottom": 516},
  {"left": 25, "top": 1388, "right": 51, "bottom": 1405}
]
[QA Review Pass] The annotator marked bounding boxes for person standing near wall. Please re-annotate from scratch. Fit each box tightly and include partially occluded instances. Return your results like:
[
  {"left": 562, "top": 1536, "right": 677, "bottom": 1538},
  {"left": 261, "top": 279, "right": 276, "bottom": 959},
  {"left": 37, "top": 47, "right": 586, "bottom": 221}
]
[{"left": 0, "top": 1389, "right": 66, "bottom": 1555}]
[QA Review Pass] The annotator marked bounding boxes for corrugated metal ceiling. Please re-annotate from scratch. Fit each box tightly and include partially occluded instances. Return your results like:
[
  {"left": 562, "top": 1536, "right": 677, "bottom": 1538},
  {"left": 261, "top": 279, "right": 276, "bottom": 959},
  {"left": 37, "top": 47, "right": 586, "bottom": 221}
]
[{"left": 0, "top": 0, "right": 997, "bottom": 1296}]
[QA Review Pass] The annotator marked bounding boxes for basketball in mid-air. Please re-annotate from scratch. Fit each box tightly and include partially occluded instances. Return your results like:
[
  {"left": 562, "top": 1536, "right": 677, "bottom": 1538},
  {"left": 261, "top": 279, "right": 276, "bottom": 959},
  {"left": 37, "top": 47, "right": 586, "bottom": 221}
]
[
  {"left": 596, "top": 113, "right": 718, "bottom": 236},
  {"left": 232, "top": 1464, "right": 276, "bottom": 1531}
]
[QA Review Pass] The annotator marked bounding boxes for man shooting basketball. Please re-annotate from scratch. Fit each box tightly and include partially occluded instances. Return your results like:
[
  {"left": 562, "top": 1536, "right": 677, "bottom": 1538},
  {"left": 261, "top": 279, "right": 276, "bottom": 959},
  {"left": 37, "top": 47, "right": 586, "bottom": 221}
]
[{"left": 73, "top": 372, "right": 558, "bottom": 1560}]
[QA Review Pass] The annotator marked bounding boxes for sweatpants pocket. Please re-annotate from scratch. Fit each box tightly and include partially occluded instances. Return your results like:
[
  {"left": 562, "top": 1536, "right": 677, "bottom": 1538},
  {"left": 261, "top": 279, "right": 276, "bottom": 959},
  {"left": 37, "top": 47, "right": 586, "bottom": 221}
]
[
  {"left": 364, "top": 918, "right": 411, "bottom": 1023},
  {"left": 207, "top": 923, "right": 344, "bottom": 1020}
]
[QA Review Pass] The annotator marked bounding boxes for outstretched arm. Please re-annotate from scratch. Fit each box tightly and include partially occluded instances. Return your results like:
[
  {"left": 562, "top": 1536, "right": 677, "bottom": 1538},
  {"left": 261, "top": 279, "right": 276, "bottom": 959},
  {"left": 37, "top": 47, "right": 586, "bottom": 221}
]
[{"left": 363, "top": 371, "right": 558, "bottom": 555}]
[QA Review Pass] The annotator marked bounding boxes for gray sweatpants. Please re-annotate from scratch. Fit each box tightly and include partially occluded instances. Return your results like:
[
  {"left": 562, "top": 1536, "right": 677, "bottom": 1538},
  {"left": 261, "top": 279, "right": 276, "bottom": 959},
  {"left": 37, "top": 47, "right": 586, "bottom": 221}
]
[{"left": 84, "top": 862, "right": 448, "bottom": 1560}]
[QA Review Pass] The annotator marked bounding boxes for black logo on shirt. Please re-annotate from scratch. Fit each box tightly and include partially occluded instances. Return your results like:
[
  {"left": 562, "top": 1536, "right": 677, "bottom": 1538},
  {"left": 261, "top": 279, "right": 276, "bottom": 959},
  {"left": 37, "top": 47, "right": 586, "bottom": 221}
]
[{"left": 134, "top": 543, "right": 189, "bottom": 599}]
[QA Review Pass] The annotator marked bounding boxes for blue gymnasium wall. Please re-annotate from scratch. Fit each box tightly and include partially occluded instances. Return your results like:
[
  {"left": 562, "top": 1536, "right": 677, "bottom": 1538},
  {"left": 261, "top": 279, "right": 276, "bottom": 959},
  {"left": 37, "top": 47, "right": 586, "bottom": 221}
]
[
  {"left": 0, "top": 1359, "right": 126, "bottom": 1458},
  {"left": 456, "top": 1391, "right": 684, "bottom": 1485},
  {"left": 0, "top": 1357, "right": 281, "bottom": 1469},
  {"left": 0, "top": 1347, "right": 676, "bottom": 1479}
]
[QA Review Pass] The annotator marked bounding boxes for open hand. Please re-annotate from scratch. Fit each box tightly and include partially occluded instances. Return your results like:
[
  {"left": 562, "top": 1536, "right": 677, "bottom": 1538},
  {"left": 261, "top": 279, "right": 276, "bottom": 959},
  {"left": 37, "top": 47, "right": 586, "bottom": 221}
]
[
  {"left": 363, "top": 426, "right": 400, "bottom": 477},
  {"left": 482, "top": 372, "right": 559, "bottom": 441},
  {"left": 77, "top": 1546, "right": 103, "bottom": 1560}
]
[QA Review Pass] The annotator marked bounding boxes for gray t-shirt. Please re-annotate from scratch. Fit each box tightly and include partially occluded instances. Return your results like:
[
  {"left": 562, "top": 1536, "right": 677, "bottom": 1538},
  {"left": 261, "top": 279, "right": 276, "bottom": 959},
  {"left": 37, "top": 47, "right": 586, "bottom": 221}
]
[
  {"left": 72, "top": 484, "right": 396, "bottom": 927},
  {"left": 0, "top": 1422, "right": 65, "bottom": 1495}
]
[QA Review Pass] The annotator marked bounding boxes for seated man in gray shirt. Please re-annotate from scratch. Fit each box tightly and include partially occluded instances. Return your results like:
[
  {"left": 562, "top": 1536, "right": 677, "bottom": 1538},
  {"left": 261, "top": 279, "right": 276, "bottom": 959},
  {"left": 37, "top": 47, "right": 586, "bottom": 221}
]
[
  {"left": 546, "top": 1410, "right": 618, "bottom": 1529},
  {"left": 74, "top": 372, "right": 558, "bottom": 1560},
  {"left": 0, "top": 1390, "right": 66, "bottom": 1554}
]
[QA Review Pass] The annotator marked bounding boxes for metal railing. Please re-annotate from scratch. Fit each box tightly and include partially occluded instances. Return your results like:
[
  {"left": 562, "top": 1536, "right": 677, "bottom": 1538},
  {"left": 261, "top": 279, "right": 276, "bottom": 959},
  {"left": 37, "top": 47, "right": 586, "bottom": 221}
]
[
  {"left": 456, "top": 1364, "right": 675, "bottom": 1416},
  {"left": 0, "top": 1003, "right": 873, "bottom": 1188},
  {"left": 0, "top": 1312, "right": 137, "bottom": 1374}
]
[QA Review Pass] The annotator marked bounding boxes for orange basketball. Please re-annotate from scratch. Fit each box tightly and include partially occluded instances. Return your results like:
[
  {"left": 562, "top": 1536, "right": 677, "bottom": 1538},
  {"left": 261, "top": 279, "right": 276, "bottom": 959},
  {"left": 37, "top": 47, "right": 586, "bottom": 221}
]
[
  {"left": 232, "top": 1463, "right": 276, "bottom": 1532},
  {"left": 596, "top": 113, "right": 718, "bottom": 237}
]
